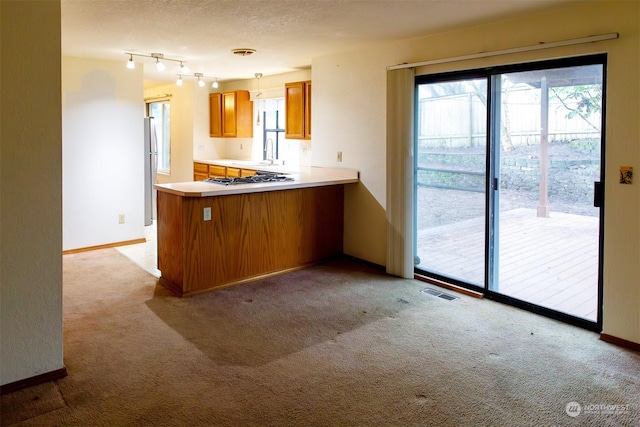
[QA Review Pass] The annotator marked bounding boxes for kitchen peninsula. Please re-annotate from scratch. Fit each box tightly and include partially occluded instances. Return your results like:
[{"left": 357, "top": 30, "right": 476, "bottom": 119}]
[{"left": 155, "top": 165, "right": 359, "bottom": 296}]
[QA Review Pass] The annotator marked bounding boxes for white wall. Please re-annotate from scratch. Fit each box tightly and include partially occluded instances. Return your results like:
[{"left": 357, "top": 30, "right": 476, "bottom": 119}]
[
  {"left": 62, "top": 57, "right": 145, "bottom": 251},
  {"left": 1, "top": 0, "right": 64, "bottom": 386},
  {"left": 312, "top": 1, "right": 640, "bottom": 343}
]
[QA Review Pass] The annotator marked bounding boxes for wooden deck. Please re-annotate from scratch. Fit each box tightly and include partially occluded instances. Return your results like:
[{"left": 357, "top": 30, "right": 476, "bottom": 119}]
[{"left": 416, "top": 208, "right": 599, "bottom": 321}]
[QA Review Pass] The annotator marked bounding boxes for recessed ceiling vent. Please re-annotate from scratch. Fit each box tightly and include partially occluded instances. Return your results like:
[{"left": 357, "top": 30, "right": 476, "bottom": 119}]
[{"left": 232, "top": 48, "right": 256, "bottom": 57}]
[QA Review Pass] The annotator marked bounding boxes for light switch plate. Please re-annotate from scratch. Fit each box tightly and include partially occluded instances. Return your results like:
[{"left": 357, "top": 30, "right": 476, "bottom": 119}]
[{"left": 203, "top": 207, "right": 212, "bottom": 221}]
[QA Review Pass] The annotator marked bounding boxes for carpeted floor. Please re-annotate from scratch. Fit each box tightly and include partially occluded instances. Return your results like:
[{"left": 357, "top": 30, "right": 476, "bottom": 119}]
[{"left": 2, "top": 248, "right": 638, "bottom": 426}]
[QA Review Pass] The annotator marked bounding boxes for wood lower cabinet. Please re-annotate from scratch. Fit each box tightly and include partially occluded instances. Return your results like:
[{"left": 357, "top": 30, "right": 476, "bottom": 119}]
[
  {"left": 209, "top": 90, "right": 253, "bottom": 138},
  {"left": 157, "top": 185, "right": 344, "bottom": 296},
  {"left": 193, "top": 163, "right": 259, "bottom": 180},
  {"left": 194, "top": 162, "right": 209, "bottom": 181},
  {"left": 285, "top": 80, "right": 311, "bottom": 139},
  {"left": 208, "top": 165, "right": 226, "bottom": 178},
  {"left": 226, "top": 167, "right": 241, "bottom": 178}
]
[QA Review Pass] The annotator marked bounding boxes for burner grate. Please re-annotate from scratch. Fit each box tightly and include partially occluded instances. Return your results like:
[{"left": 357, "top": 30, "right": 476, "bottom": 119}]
[{"left": 204, "top": 172, "right": 294, "bottom": 186}]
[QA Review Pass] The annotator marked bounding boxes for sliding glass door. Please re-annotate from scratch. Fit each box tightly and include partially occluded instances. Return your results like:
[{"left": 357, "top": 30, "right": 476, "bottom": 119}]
[
  {"left": 415, "top": 55, "right": 605, "bottom": 329},
  {"left": 414, "top": 77, "right": 488, "bottom": 288}
]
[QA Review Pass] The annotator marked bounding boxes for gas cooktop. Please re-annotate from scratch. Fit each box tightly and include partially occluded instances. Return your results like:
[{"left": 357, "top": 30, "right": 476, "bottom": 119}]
[{"left": 204, "top": 172, "right": 294, "bottom": 186}]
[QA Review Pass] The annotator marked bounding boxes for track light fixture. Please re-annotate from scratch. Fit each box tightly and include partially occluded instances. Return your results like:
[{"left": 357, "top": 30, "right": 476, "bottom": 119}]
[
  {"left": 125, "top": 52, "right": 219, "bottom": 88},
  {"left": 174, "top": 72, "right": 220, "bottom": 88},
  {"left": 124, "top": 52, "right": 186, "bottom": 72}
]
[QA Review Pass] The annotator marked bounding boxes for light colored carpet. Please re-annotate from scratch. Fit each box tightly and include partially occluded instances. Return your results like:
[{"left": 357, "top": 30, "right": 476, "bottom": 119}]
[{"left": 2, "top": 248, "right": 638, "bottom": 426}]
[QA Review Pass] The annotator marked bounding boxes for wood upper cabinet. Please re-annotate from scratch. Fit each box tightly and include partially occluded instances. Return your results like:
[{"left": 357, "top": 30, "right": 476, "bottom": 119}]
[
  {"left": 285, "top": 80, "right": 311, "bottom": 140},
  {"left": 209, "top": 93, "right": 223, "bottom": 137},
  {"left": 209, "top": 90, "right": 253, "bottom": 138}
]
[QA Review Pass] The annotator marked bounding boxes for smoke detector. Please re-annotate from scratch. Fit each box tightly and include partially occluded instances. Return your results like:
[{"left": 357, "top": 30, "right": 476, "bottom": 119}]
[{"left": 232, "top": 48, "right": 256, "bottom": 57}]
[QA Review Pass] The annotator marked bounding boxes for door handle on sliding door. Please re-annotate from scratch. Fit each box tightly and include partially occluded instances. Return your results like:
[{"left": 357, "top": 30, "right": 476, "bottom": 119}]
[{"left": 594, "top": 181, "right": 604, "bottom": 207}]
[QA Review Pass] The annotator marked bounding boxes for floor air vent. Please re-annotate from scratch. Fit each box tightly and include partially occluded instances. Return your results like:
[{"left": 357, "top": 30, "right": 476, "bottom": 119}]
[{"left": 421, "top": 288, "right": 459, "bottom": 301}]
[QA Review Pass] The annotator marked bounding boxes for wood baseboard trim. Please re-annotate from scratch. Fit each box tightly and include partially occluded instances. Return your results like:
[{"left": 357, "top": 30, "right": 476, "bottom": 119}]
[
  {"left": 414, "top": 274, "right": 484, "bottom": 299},
  {"left": 63, "top": 238, "right": 147, "bottom": 255},
  {"left": 0, "top": 367, "right": 68, "bottom": 395},
  {"left": 600, "top": 333, "right": 640, "bottom": 351}
]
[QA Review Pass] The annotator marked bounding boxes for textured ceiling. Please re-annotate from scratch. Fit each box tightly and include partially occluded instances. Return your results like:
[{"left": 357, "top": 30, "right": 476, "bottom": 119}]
[{"left": 61, "top": 0, "right": 572, "bottom": 84}]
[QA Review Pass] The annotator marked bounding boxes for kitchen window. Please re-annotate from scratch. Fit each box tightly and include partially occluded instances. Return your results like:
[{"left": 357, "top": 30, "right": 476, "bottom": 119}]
[{"left": 148, "top": 100, "right": 171, "bottom": 173}]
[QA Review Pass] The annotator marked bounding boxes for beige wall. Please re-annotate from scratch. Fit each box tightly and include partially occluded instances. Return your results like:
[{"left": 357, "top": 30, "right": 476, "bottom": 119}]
[
  {"left": 145, "top": 82, "right": 199, "bottom": 183},
  {"left": 1, "top": 1, "right": 64, "bottom": 385},
  {"left": 313, "top": 1, "right": 639, "bottom": 343}
]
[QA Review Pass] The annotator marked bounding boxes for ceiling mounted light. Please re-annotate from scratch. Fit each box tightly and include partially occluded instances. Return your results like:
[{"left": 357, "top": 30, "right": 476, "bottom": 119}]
[
  {"left": 255, "top": 73, "right": 262, "bottom": 126},
  {"left": 211, "top": 78, "right": 219, "bottom": 89},
  {"left": 126, "top": 54, "right": 135, "bottom": 69},
  {"left": 231, "top": 48, "right": 256, "bottom": 57},
  {"left": 180, "top": 62, "right": 189, "bottom": 74},
  {"left": 176, "top": 75, "right": 183, "bottom": 87}
]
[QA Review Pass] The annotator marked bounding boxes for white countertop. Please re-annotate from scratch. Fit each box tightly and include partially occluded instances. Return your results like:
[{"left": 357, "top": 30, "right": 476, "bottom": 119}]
[{"left": 155, "top": 163, "right": 359, "bottom": 197}]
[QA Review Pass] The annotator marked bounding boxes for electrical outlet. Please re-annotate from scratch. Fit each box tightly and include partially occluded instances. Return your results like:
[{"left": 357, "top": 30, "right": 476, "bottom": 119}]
[
  {"left": 203, "top": 207, "right": 212, "bottom": 221},
  {"left": 337, "top": 151, "right": 343, "bottom": 162},
  {"left": 118, "top": 214, "right": 125, "bottom": 224}
]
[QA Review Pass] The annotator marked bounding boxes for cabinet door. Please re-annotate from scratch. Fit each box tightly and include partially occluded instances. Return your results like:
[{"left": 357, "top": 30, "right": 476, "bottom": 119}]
[
  {"left": 222, "top": 92, "right": 237, "bottom": 137},
  {"left": 304, "top": 81, "right": 311, "bottom": 139},
  {"left": 209, "top": 165, "right": 226, "bottom": 178},
  {"left": 235, "top": 90, "right": 253, "bottom": 138},
  {"left": 226, "top": 167, "right": 241, "bottom": 178},
  {"left": 194, "top": 163, "right": 208, "bottom": 181},
  {"left": 209, "top": 93, "right": 223, "bottom": 137},
  {"left": 285, "top": 81, "right": 305, "bottom": 139}
]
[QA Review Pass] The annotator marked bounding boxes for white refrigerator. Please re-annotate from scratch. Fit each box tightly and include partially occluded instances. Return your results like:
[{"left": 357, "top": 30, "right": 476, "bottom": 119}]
[{"left": 144, "top": 117, "right": 158, "bottom": 226}]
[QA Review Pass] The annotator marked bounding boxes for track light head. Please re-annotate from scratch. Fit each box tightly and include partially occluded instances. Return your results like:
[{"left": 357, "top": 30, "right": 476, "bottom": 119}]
[
  {"left": 126, "top": 54, "right": 135, "bottom": 69},
  {"left": 194, "top": 72, "right": 205, "bottom": 88}
]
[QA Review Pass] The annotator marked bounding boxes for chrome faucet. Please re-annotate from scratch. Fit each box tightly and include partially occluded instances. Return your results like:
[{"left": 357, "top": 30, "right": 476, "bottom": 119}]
[{"left": 265, "top": 138, "right": 275, "bottom": 165}]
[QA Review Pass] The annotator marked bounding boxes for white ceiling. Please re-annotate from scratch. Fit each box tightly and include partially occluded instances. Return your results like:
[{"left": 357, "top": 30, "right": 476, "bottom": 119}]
[{"left": 61, "top": 0, "right": 572, "bottom": 85}]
